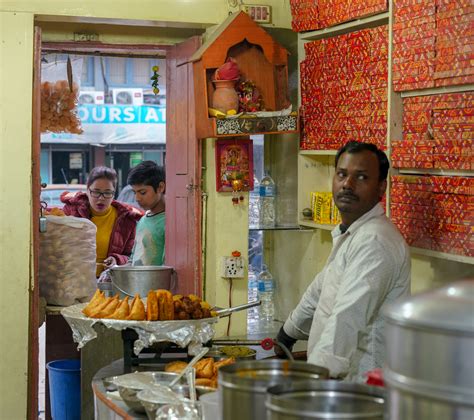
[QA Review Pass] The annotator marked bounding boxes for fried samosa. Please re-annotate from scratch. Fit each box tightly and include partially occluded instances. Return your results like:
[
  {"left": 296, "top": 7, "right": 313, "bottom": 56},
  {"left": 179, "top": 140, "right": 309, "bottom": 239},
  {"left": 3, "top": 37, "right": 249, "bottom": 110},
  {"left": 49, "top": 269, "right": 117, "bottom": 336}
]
[
  {"left": 126, "top": 294, "right": 146, "bottom": 321},
  {"left": 164, "top": 360, "right": 187, "bottom": 374},
  {"left": 82, "top": 289, "right": 106, "bottom": 317},
  {"left": 105, "top": 296, "right": 130, "bottom": 320},
  {"left": 195, "top": 358, "right": 215, "bottom": 379},
  {"left": 92, "top": 295, "right": 120, "bottom": 318},
  {"left": 88, "top": 296, "right": 114, "bottom": 318}
]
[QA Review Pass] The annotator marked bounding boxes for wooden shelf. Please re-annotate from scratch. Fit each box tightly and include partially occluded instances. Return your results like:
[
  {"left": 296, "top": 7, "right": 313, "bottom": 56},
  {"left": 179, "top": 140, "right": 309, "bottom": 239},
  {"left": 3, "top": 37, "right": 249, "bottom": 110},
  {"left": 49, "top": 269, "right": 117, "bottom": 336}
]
[
  {"left": 411, "top": 247, "right": 474, "bottom": 265},
  {"left": 213, "top": 113, "right": 298, "bottom": 137},
  {"left": 299, "top": 220, "right": 336, "bottom": 231},
  {"left": 299, "top": 12, "right": 389, "bottom": 41},
  {"left": 400, "top": 84, "right": 474, "bottom": 98},
  {"left": 300, "top": 150, "right": 338, "bottom": 156},
  {"left": 396, "top": 168, "right": 473, "bottom": 177}
]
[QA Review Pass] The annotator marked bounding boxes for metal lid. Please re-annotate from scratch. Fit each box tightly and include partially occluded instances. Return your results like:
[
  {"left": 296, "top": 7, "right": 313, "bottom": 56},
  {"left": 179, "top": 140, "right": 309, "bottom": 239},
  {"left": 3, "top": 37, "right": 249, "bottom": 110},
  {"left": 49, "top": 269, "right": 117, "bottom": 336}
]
[
  {"left": 266, "top": 380, "right": 385, "bottom": 419},
  {"left": 219, "top": 360, "right": 329, "bottom": 393},
  {"left": 384, "top": 279, "right": 474, "bottom": 335}
]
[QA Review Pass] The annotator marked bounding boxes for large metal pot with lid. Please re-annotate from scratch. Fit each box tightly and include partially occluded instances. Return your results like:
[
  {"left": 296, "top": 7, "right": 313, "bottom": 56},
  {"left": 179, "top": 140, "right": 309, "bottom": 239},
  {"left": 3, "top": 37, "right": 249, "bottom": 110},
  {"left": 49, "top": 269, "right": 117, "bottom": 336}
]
[
  {"left": 383, "top": 279, "right": 474, "bottom": 420},
  {"left": 266, "top": 380, "right": 385, "bottom": 419},
  {"left": 218, "top": 360, "right": 329, "bottom": 420}
]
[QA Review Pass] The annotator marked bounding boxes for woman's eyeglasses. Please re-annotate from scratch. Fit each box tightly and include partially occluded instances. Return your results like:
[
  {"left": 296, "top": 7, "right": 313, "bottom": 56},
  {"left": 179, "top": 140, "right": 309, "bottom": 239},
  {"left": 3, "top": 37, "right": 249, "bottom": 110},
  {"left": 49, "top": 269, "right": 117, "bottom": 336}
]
[{"left": 89, "top": 189, "right": 115, "bottom": 199}]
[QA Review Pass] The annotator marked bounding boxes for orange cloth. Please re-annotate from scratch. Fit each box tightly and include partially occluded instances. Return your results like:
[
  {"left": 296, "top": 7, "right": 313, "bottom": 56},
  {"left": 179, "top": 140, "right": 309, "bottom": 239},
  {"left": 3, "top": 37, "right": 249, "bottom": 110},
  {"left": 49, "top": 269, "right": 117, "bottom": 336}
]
[{"left": 91, "top": 206, "right": 118, "bottom": 276}]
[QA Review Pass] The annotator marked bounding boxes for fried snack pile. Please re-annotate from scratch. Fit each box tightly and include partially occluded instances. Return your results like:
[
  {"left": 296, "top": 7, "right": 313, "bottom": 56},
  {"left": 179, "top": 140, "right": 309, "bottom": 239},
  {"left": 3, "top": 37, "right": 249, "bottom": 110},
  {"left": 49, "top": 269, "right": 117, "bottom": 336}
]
[
  {"left": 165, "top": 357, "right": 236, "bottom": 389},
  {"left": 82, "top": 289, "right": 217, "bottom": 321},
  {"left": 173, "top": 294, "right": 214, "bottom": 320},
  {"left": 41, "top": 80, "right": 83, "bottom": 134},
  {"left": 45, "top": 208, "right": 65, "bottom": 216}
]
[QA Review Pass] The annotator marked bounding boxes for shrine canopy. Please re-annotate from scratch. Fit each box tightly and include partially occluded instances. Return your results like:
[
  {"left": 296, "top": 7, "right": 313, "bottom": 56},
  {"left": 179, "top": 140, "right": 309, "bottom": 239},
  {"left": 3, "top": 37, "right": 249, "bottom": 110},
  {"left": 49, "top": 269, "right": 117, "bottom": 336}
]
[{"left": 41, "top": 104, "right": 166, "bottom": 144}]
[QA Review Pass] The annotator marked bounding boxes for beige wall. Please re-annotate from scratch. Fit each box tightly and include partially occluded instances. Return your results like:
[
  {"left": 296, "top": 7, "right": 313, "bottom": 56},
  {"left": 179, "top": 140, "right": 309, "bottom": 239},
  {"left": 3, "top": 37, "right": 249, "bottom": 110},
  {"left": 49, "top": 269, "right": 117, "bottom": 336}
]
[
  {"left": 0, "top": 11, "right": 35, "bottom": 418},
  {"left": 0, "top": 1, "right": 291, "bottom": 417},
  {"left": 202, "top": 138, "right": 250, "bottom": 337}
]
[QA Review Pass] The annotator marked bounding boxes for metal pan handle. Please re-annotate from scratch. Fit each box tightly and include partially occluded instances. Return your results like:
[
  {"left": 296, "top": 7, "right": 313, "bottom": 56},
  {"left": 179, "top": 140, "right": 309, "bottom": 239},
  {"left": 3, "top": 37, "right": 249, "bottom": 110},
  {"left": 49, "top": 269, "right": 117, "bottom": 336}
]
[{"left": 215, "top": 300, "right": 261, "bottom": 318}]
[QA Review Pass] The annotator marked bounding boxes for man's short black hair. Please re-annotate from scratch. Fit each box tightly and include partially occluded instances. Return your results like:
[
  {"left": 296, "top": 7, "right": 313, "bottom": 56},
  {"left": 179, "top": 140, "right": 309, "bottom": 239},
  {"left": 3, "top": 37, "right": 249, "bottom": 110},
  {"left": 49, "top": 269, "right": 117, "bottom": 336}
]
[
  {"left": 335, "top": 141, "right": 389, "bottom": 181},
  {"left": 127, "top": 161, "right": 165, "bottom": 191}
]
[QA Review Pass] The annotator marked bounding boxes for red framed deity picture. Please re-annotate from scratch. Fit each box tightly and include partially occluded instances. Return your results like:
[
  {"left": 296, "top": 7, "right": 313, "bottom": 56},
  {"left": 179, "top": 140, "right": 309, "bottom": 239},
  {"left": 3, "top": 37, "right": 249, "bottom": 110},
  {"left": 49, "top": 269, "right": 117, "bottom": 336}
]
[{"left": 215, "top": 138, "right": 254, "bottom": 193}]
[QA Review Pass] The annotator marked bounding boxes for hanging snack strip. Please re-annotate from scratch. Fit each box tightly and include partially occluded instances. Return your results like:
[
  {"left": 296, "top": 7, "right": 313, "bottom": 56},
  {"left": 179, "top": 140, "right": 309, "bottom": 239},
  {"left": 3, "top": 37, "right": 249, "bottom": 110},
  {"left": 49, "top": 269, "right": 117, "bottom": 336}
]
[{"left": 40, "top": 56, "right": 83, "bottom": 134}]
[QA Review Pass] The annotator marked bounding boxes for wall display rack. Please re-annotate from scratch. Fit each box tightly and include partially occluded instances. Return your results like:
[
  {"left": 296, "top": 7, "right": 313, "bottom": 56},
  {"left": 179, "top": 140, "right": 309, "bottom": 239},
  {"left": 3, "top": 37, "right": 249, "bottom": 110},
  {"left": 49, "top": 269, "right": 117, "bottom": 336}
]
[{"left": 296, "top": 2, "right": 473, "bottom": 264}]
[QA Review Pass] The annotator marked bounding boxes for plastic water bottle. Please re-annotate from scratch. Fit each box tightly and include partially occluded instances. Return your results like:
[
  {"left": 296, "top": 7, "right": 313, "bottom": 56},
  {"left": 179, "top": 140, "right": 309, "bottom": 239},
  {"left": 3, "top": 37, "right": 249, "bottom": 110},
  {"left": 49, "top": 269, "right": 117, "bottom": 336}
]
[
  {"left": 258, "top": 264, "right": 275, "bottom": 324},
  {"left": 247, "top": 265, "right": 259, "bottom": 330},
  {"left": 248, "top": 175, "right": 260, "bottom": 229},
  {"left": 259, "top": 172, "right": 276, "bottom": 228}
]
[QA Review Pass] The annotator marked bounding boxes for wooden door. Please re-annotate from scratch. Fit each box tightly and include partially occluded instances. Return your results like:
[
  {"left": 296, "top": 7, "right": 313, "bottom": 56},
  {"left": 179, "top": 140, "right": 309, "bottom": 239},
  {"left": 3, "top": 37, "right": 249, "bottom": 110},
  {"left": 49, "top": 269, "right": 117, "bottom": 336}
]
[
  {"left": 165, "top": 36, "right": 203, "bottom": 296},
  {"left": 29, "top": 26, "right": 42, "bottom": 420}
]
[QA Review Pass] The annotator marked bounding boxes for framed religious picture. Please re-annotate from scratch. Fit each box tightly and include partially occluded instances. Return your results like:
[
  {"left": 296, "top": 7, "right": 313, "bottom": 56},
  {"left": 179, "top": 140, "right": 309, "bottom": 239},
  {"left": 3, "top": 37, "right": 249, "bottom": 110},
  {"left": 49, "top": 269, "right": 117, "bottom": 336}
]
[{"left": 215, "top": 138, "right": 254, "bottom": 193}]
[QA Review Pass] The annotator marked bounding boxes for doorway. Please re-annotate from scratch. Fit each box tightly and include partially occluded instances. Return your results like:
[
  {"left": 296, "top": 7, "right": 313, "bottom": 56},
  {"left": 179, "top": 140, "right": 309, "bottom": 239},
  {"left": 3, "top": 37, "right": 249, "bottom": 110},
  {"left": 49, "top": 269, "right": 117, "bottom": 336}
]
[{"left": 37, "top": 43, "right": 171, "bottom": 420}]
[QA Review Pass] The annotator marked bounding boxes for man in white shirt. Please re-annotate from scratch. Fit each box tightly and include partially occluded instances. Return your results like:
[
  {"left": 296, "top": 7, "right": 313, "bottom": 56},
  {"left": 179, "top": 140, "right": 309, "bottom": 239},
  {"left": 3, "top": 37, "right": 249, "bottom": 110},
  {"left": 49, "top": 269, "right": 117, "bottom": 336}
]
[{"left": 276, "top": 141, "right": 411, "bottom": 381}]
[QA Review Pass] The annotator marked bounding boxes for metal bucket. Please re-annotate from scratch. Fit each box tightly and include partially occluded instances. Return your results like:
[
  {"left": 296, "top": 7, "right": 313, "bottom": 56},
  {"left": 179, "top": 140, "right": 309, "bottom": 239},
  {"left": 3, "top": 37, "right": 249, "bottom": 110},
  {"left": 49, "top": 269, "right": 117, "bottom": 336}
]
[
  {"left": 384, "top": 279, "right": 474, "bottom": 420},
  {"left": 109, "top": 265, "right": 177, "bottom": 298},
  {"left": 218, "top": 360, "right": 329, "bottom": 420},
  {"left": 266, "top": 380, "right": 385, "bottom": 420}
]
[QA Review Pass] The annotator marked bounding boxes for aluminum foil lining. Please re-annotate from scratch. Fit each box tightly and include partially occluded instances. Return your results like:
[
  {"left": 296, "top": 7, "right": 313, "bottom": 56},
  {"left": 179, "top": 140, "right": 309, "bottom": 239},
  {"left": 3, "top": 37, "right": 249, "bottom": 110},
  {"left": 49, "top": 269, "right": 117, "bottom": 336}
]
[{"left": 61, "top": 303, "right": 218, "bottom": 355}]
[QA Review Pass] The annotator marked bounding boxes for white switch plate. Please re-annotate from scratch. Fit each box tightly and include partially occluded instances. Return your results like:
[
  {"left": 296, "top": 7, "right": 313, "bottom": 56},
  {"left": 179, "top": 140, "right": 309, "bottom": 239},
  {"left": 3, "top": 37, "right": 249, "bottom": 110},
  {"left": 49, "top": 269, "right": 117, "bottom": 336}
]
[
  {"left": 241, "top": 4, "right": 272, "bottom": 24},
  {"left": 222, "top": 256, "right": 245, "bottom": 278}
]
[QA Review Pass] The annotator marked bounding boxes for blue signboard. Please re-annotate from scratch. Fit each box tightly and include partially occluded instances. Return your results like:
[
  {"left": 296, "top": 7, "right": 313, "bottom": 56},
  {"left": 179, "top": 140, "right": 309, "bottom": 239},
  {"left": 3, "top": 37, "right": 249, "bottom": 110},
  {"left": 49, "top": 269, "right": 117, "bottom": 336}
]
[{"left": 41, "top": 104, "right": 166, "bottom": 144}]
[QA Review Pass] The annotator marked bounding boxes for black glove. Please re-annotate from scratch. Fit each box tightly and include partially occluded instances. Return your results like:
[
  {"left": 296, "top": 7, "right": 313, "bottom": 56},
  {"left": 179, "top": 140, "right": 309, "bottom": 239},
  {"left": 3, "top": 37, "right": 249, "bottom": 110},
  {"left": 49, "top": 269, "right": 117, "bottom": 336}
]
[{"left": 274, "top": 326, "right": 297, "bottom": 358}]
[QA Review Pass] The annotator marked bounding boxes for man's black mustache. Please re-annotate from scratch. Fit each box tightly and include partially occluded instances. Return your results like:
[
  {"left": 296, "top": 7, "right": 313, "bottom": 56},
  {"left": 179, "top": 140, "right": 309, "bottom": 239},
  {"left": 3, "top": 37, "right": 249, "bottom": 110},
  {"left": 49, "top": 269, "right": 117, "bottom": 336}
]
[{"left": 337, "top": 192, "right": 359, "bottom": 200}]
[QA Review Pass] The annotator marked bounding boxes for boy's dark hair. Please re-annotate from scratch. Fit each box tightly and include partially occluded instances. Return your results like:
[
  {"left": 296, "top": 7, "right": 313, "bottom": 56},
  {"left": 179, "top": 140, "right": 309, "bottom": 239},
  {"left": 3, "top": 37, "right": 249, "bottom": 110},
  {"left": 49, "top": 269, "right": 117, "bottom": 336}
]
[
  {"left": 335, "top": 141, "right": 390, "bottom": 181},
  {"left": 127, "top": 161, "right": 165, "bottom": 191},
  {"left": 87, "top": 166, "right": 118, "bottom": 189}
]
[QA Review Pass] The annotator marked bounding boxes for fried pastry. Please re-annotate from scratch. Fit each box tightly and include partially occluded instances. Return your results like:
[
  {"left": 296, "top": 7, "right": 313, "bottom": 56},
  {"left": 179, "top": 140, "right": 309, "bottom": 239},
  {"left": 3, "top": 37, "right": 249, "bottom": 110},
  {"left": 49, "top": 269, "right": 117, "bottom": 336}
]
[
  {"left": 127, "top": 294, "right": 146, "bottom": 321},
  {"left": 88, "top": 296, "right": 114, "bottom": 318},
  {"left": 195, "top": 358, "right": 215, "bottom": 379},
  {"left": 82, "top": 289, "right": 105, "bottom": 317},
  {"left": 91, "top": 295, "right": 120, "bottom": 318},
  {"left": 164, "top": 361, "right": 188, "bottom": 374},
  {"left": 156, "top": 290, "right": 174, "bottom": 320},
  {"left": 195, "top": 378, "right": 216, "bottom": 388},
  {"left": 214, "top": 357, "right": 236, "bottom": 375},
  {"left": 105, "top": 296, "right": 130, "bottom": 320},
  {"left": 146, "top": 290, "right": 159, "bottom": 321}
]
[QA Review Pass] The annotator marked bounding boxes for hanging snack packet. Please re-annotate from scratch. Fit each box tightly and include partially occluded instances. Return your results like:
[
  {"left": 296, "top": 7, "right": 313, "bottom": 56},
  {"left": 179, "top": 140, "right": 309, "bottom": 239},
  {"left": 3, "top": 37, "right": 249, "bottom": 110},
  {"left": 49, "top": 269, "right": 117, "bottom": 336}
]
[{"left": 40, "top": 55, "right": 84, "bottom": 134}]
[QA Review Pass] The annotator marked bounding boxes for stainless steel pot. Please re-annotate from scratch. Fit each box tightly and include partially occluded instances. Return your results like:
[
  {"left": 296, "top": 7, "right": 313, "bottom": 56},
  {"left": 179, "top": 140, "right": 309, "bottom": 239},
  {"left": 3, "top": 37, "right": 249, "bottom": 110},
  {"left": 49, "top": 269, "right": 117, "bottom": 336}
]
[
  {"left": 384, "top": 279, "right": 474, "bottom": 420},
  {"left": 109, "top": 265, "right": 177, "bottom": 298},
  {"left": 218, "top": 360, "right": 329, "bottom": 420},
  {"left": 266, "top": 380, "right": 385, "bottom": 419}
]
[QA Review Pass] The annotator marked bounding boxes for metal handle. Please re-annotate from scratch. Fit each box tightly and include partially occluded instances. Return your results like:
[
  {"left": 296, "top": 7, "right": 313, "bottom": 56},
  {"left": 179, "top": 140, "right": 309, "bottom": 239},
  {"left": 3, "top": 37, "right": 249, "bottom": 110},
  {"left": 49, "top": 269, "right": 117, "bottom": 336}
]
[
  {"left": 110, "top": 278, "right": 135, "bottom": 298},
  {"left": 215, "top": 300, "right": 261, "bottom": 318}
]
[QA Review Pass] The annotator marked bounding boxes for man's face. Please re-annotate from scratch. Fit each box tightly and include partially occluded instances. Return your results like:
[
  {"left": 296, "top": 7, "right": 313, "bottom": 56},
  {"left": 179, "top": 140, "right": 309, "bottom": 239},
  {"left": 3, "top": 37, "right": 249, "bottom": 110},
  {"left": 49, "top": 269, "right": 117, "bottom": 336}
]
[{"left": 332, "top": 150, "right": 386, "bottom": 226}]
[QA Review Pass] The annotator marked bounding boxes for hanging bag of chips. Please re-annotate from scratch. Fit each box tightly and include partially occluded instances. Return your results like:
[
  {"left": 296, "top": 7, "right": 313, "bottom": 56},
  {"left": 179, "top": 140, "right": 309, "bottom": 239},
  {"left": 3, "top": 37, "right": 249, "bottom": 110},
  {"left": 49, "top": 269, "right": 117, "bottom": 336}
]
[
  {"left": 40, "top": 55, "right": 84, "bottom": 134},
  {"left": 39, "top": 215, "right": 97, "bottom": 306}
]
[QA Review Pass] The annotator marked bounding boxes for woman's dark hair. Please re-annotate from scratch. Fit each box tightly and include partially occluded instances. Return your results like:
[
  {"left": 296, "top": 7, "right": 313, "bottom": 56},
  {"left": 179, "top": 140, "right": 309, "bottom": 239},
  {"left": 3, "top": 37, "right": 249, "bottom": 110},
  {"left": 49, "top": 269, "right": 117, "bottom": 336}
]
[
  {"left": 335, "top": 141, "right": 390, "bottom": 181},
  {"left": 127, "top": 161, "right": 165, "bottom": 191},
  {"left": 87, "top": 166, "right": 118, "bottom": 189}
]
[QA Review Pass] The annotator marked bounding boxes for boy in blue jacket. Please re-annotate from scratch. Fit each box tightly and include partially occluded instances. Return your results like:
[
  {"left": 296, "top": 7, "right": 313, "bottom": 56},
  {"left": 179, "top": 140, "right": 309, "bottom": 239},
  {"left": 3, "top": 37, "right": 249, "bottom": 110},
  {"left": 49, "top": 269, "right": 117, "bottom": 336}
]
[{"left": 127, "top": 161, "right": 166, "bottom": 266}]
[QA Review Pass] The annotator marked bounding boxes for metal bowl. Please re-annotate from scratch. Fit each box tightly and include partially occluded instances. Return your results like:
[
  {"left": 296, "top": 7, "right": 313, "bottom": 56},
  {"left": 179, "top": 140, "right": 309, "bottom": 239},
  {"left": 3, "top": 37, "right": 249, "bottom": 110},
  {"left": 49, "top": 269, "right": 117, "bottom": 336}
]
[
  {"left": 113, "top": 371, "right": 187, "bottom": 413},
  {"left": 266, "top": 380, "right": 385, "bottom": 419},
  {"left": 113, "top": 372, "right": 156, "bottom": 413},
  {"left": 218, "top": 346, "right": 257, "bottom": 360},
  {"left": 137, "top": 386, "right": 185, "bottom": 420},
  {"left": 109, "top": 265, "right": 176, "bottom": 298}
]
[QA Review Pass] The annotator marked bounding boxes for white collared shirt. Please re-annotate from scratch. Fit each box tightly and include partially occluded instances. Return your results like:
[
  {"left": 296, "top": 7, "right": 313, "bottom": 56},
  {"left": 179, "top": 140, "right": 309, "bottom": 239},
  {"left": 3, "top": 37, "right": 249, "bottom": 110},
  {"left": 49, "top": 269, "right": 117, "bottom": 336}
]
[{"left": 283, "top": 203, "right": 411, "bottom": 381}]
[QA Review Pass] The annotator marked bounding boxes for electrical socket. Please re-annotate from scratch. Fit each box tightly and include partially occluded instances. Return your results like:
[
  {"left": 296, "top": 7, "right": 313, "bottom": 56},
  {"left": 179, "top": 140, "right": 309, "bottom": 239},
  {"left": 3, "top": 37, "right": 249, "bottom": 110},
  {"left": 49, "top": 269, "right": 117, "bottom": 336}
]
[
  {"left": 222, "top": 256, "right": 245, "bottom": 278},
  {"left": 240, "top": 4, "right": 272, "bottom": 24}
]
